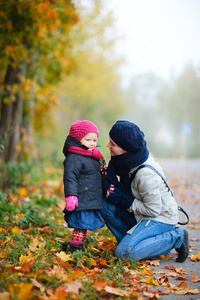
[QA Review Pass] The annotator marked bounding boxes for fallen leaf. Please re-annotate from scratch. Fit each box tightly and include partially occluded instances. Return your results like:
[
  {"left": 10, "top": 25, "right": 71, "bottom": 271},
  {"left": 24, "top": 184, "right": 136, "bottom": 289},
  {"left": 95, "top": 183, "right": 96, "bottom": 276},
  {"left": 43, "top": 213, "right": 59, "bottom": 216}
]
[
  {"left": 89, "top": 257, "right": 97, "bottom": 266},
  {"left": 20, "top": 261, "right": 35, "bottom": 273},
  {"left": 190, "top": 238, "right": 200, "bottom": 241},
  {"left": 158, "top": 255, "right": 172, "bottom": 260},
  {"left": 92, "top": 279, "right": 107, "bottom": 291},
  {"left": 104, "top": 286, "right": 131, "bottom": 297},
  {"left": 29, "top": 237, "right": 46, "bottom": 252},
  {"left": 170, "top": 281, "right": 199, "bottom": 295},
  {"left": 64, "top": 280, "right": 83, "bottom": 295},
  {"left": 56, "top": 251, "right": 74, "bottom": 262},
  {"left": 149, "top": 260, "right": 160, "bottom": 266},
  {"left": 46, "top": 286, "right": 69, "bottom": 299},
  {"left": 98, "top": 257, "right": 110, "bottom": 267},
  {"left": 68, "top": 271, "right": 85, "bottom": 280},
  {"left": 45, "top": 265, "right": 68, "bottom": 281},
  {"left": 143, "top": 291, "right": 160, "bottom": 299},
  {"left": 11, "top": 226, "right": 20, "bottom": 235},
  {"left": 191, "top": 273, "right": 200, "bottom": 283},
  {"left": 0, "top": 292, "right": 11, "bottom": 300},
  {"left": 19, "top": 187, "right": 28, "bottom": 197},
  {"left": 140, "top": 277, "right": 159, "bottom": 286},
  {"left": 19, "top": 252, "right": 34, "bottom": 265},
  {"left": 191, "top": 252, "right": 200, "bottom": 261},
  {"left": 31, "top": 278, "right": 45, "bottom": 292},
  {"left": 17, "top": 283, "right": 33, "bottom": 300}
]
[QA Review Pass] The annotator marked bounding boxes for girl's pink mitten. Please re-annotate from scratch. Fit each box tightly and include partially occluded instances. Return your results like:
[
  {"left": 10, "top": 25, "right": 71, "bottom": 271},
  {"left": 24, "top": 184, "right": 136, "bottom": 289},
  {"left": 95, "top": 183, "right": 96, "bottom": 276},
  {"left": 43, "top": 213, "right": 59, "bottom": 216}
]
[{"left": 65, "top": 196, "right": 78, "bottom": 211}]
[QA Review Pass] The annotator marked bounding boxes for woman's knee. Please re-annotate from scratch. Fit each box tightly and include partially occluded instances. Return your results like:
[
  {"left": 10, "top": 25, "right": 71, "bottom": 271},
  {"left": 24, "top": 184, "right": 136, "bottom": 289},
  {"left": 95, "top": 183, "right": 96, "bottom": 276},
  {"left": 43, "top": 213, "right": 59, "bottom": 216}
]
[{"left": 115, "top": 242, "right": 132, "bottom": 259}]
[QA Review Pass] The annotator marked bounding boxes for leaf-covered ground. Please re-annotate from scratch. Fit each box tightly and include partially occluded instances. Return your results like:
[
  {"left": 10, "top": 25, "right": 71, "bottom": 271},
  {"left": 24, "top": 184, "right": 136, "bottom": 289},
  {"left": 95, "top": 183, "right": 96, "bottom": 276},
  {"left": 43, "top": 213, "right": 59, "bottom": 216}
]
[{"left": 0, "top": 159, "right": 200, "bottom": 299}]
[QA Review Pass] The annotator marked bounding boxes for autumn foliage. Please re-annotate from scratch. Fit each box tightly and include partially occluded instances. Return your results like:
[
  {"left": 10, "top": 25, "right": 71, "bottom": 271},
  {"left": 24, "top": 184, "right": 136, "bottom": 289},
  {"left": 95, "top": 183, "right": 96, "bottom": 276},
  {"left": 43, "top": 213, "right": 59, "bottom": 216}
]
[
  {"left": 0, "top": 160, "right": 200, "bottom": 299},
  {"left": 0, "top": 0, "right": 79, "bottom": 161}
]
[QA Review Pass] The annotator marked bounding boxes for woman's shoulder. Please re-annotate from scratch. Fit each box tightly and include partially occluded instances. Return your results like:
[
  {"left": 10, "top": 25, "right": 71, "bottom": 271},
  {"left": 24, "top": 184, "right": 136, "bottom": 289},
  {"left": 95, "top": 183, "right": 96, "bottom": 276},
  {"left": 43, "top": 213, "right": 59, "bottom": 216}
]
[{"left": 129, "top": 155, "right": 164, "bottom": 180}]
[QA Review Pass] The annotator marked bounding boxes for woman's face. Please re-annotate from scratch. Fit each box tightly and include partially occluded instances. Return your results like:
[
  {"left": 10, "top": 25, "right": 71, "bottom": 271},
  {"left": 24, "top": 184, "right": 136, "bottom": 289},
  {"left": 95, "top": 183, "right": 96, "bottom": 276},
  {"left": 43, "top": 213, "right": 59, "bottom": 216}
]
[{"left": 107, "top": 137, "right": 127, "bottom": 156}]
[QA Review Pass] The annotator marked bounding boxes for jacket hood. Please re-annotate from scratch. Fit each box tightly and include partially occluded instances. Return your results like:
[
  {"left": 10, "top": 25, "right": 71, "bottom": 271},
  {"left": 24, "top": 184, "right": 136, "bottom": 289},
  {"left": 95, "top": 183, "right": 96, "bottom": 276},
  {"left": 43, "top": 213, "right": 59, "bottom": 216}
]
[{"left": 63, "top": 135, "right": 87, "bottom": 157}]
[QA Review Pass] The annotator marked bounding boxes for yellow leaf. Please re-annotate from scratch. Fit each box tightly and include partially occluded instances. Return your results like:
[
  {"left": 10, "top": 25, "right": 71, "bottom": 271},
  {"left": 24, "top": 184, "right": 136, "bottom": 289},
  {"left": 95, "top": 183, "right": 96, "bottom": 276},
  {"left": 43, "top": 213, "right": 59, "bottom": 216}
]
[
  {"left": 19, "top": 252, "right": 34, "bottom": 264},
  {"left": 56, "top": 251, "right": 74, "bottom": 262},
  {"left": 17, "top": 283, "right": 33, "bottom": 300},
  {"left": 191, "top": 252, "right": 200, "bottom": 261},
  {"left": 29, "top": 237, "right": 46, "bottom": 252},
  {"left": 11, "top": 226, "right": 20, "bottom": 235},
  {"left": 140, "top": 277, "right": 159, "bottom": 286},
  {"left": 89, "top": 258, "right": 97, "bottom": 266},
  {"left": 19, "top": 187, "right": 28, "bottom": 197}
]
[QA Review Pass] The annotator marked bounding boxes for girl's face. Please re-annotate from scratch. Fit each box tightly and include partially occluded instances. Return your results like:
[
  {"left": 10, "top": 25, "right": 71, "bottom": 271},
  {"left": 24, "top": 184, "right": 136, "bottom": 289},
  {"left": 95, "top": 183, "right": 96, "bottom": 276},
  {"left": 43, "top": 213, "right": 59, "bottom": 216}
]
[
  {"left": 107, "top": 137, "right": 127, "bottom": 156},
  {"left": 80, "top": 133, "right": 98, "bottom": 150}
]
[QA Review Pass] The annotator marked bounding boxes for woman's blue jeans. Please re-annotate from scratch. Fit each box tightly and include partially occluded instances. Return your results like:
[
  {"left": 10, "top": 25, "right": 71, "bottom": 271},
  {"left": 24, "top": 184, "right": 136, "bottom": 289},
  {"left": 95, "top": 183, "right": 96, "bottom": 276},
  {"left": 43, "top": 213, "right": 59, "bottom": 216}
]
[{"left": 101, "top": 199, "right": 184, "bottom": 261}]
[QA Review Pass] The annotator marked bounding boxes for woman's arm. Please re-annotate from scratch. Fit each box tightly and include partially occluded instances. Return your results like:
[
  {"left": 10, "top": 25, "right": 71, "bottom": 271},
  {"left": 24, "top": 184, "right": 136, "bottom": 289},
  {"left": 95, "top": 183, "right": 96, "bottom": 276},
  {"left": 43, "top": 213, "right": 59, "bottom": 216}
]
[{"left": 129, "top": 169, "right": 162, "bottom": 217}]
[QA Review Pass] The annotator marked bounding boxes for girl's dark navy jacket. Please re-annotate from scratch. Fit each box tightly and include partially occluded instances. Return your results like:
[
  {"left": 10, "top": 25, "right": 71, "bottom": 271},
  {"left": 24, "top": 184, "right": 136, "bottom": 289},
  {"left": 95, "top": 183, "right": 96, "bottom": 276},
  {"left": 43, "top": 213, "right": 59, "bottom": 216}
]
[{"left": 63, "top": 137, "right": 103, "bottom": 212}]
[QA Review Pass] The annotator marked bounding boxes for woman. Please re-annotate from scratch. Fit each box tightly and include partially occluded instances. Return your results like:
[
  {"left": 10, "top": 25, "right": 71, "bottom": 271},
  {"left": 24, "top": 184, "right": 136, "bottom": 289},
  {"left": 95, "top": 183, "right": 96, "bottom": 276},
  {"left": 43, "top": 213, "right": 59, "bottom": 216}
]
[{"left": 101, "top": 120, "right": 189, "bottom": 262}]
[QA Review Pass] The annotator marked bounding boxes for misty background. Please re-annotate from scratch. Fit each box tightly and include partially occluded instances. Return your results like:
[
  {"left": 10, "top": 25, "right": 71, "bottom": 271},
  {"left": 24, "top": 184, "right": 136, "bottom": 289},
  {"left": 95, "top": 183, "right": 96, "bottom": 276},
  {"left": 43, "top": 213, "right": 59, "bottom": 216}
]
[{"left": 104, "top": 0, "right": 200, "bottom": 159}]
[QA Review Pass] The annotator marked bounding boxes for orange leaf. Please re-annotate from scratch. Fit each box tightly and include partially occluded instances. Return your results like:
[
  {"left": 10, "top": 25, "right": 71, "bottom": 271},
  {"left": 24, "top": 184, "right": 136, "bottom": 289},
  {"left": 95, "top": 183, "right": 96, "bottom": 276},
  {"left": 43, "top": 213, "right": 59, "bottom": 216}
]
[
  {"left": 20, "top": 261, "right": 35, "bottom": 273},
  {"left": 46, "top": 286, "right": 69, "bottom": 299},
  {"left": 68, "top": 271, "right": 85, "bottom": 281},
  {"left": 19, "top": 187, "right": 28, "bottom": 197},
  {"left": 191, "top": 273, "right": 200, "bottom": 282},
  {"left": 92, "top": 279, "right": 107, "bottom": 291},
  {"left": 191, "top": 252, "right": 200, "bottom": 261},
  {"left": 17, "top": 283, "right": 33, "bottom": 300},
  {"left": 98, "top": 257, "right": 110, "bottom": 267}
]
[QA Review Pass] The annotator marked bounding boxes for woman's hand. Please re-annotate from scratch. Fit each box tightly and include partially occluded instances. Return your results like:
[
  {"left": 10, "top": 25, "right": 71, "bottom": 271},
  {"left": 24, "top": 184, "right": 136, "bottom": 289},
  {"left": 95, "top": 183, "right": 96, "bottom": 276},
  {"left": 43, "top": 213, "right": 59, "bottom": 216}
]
[{"left": 107, "top": 186, "right": 135, "bottom": 209}]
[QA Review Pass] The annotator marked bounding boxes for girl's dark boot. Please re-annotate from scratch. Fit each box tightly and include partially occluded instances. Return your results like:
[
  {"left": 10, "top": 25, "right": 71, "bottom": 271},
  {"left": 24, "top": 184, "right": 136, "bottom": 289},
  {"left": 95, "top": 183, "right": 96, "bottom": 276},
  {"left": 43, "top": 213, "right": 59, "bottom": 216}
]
[{"left": 69, "top": 229, "right": 88, "bottom": 251}]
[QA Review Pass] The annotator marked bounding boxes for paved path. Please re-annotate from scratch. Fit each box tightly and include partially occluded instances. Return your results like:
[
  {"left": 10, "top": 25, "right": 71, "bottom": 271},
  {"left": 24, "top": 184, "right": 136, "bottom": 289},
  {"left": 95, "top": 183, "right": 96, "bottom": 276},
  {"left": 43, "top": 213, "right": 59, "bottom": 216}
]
[{"left": 151, "top": 159, "right": 200, "bottom": 300}]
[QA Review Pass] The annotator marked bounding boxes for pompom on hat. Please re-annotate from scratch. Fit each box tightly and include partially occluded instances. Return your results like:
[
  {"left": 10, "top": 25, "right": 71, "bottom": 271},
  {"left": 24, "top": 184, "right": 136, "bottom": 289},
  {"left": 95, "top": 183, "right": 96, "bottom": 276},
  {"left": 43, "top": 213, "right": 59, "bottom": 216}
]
[
  {"left": 69, "top": 120, "right": 99, "bottom": 141},
  {"left": 109, "top": 120, "right": 147, "bottom": 152}
]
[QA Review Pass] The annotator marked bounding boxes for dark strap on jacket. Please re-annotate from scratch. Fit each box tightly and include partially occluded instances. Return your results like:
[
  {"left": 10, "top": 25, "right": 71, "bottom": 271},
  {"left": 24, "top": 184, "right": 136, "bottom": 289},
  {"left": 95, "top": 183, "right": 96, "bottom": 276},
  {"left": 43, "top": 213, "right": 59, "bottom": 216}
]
[
  {"left": 129, "top": 164, "right": 189, "bottom": 225},
  {"left": 130, "top": 164, "right": 172, "bottom": 194}
]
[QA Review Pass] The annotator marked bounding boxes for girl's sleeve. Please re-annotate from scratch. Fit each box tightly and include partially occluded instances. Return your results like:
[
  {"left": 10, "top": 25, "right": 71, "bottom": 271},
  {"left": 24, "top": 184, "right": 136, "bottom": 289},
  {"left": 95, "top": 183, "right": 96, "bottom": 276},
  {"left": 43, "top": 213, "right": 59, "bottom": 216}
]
[
  {"left": 63, "top": 155, "right": 82, "bottom": 197},
  {"left": 129, "top": 169, "right": 162, "bottom": 217}
]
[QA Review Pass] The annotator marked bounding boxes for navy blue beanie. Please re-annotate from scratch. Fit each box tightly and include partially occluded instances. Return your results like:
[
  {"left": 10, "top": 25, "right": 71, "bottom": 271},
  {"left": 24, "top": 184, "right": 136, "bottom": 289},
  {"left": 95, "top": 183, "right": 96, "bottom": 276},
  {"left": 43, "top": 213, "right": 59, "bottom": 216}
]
[{"left": 109, "top": 120, "right": 147, "bottom": 152}]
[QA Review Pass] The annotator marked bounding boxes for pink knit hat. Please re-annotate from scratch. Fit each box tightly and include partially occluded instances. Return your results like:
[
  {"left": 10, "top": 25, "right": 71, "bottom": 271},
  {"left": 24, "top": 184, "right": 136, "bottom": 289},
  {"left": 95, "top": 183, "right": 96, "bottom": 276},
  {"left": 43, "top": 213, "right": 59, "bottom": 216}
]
[{"left": 69, "top": 120, "right": 99, "bottom": 141}]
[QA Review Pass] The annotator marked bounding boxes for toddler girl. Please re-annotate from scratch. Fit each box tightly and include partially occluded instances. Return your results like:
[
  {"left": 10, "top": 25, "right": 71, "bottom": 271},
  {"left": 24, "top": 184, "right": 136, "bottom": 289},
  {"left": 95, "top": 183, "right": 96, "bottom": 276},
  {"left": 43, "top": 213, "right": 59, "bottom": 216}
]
[{"left": 62, "top": 120, "right": 106, "bottom": 250}]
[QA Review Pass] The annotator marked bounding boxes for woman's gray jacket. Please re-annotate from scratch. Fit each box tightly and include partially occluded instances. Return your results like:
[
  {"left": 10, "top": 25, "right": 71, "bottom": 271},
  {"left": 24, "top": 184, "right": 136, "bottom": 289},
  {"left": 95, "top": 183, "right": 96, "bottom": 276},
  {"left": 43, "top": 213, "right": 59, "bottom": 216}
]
[{"left": 127, "top": 155, "right": 179, "bottom": 233}]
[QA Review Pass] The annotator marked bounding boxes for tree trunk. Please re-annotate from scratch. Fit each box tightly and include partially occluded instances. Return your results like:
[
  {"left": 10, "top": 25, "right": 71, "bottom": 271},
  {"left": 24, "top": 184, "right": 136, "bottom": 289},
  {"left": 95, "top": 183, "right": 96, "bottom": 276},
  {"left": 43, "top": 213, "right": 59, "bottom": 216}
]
[{"left": 0, "top": 60, "right": 26, "bottom": 162}]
